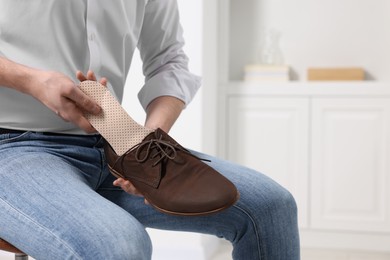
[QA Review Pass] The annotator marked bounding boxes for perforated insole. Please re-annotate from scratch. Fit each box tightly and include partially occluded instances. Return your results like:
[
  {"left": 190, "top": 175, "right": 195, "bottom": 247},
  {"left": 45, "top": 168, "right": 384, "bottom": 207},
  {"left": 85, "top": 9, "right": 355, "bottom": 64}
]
[{"left": 79, "top": 80, "right": 153, "bottom": 155}]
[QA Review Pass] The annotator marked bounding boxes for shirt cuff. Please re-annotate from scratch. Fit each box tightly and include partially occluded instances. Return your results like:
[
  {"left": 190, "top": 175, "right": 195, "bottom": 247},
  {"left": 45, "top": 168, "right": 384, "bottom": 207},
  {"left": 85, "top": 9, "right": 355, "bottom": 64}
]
[{"left": 138, "top": 69, "right": 201, "bottom": 111}]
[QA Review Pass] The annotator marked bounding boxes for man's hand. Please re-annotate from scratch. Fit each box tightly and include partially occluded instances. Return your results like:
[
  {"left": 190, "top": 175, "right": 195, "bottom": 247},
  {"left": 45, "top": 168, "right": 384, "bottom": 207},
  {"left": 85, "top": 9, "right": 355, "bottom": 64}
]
[
  {"left": 0, "top": 57, "right": 101, "bottom": 133},
  {"left": 113, "top": 178, "right": 149, "bottom": 204},
  {"left": 30, "top": 70, "right": 102, "bottom": 133}
]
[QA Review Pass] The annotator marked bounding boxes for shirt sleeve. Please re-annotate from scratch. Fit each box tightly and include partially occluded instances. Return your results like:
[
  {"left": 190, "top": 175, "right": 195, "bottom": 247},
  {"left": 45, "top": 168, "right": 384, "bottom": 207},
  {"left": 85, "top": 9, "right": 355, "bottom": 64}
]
[{"left": 137, "top": 0, "right": 201, "bottom": 111}]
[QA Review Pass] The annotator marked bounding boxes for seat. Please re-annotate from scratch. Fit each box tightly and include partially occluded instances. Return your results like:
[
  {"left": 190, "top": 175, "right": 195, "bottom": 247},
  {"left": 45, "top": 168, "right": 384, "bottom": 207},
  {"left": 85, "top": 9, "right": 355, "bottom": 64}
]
[{"left": 0, "top": 238, "right": 28, "bottom": 260}]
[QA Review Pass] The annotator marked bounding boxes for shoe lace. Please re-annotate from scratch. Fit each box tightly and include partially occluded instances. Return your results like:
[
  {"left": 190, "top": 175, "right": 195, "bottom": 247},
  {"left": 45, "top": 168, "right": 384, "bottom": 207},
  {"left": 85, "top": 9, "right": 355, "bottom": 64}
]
[
  {"left": 124, "top": 134, "right": 209, "bottom": 167},
  {"left": 135, "top": 139, "right": 178, "bottom": 166}
]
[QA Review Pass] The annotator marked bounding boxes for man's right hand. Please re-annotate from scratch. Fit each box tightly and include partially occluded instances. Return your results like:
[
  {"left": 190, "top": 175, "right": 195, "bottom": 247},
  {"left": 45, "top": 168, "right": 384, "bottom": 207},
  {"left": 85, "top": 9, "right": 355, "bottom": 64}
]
[
  {"left": 0, "top": 57, "right": 101, "bottom": 133},
  {"left": 29, "top": 70, "right": 102, "bottom": 133}
]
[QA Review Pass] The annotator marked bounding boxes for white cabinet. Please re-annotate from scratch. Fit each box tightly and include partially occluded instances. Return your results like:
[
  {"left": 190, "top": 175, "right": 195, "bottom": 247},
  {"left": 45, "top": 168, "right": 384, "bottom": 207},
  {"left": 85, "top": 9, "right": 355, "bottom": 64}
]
[
  {"left": 227, "top": 96, "right": 309, "bottom": 228},
  {"left": 201, "top": 0, "right": 390, "bottom": 254},
  {"left": 224, "top": 83, "right": 390, "bottom": 252},
  {"left": 311, "top": 98, "right": 390, "bottom": 233}
]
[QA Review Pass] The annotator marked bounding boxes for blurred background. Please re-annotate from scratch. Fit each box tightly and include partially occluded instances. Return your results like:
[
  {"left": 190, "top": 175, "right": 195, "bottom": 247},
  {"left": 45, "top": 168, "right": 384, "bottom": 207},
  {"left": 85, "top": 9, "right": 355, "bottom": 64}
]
[{"left": 2, "top": 0, "right": 390, "bottom": 259}]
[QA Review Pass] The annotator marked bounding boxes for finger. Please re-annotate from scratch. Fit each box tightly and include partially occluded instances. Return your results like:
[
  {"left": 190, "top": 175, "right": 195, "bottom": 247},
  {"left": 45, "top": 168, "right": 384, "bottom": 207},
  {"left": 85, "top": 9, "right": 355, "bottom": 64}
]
[
  {"left": 67, "top": 86, "right": 101, "bottom": 115},
  {"left": 99, "top": 77, "right": 108, "bottom": 86},
  {"left": 56, "top": 111, "right": 96, "bottom": 133},
  {"left": 76, "top": 117, "right": 97, "bottom": 133},
  {"left": 87, "top": 70, "right": 97, "bottom": 81},
  {"left": 114, "top": 178, "right": 143, "bottom": 197},
  {"left": 59, "top": 103, "right": 97, "bottom": 133},
  {"left": 113, "top": 178, "right": 125, "bottom": 186},
  {"left": 76, "top": 71, "right": 87, "bottom": 82},
  {"left": 122, "top": 180, "right": 140, "bottom": 195}
]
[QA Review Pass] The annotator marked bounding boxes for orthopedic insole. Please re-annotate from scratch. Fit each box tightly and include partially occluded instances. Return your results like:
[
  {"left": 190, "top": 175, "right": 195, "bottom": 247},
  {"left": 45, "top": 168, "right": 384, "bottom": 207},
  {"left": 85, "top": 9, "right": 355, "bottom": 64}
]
[{"left": 79, "top": 80, "right": 153, "bottom": 156}]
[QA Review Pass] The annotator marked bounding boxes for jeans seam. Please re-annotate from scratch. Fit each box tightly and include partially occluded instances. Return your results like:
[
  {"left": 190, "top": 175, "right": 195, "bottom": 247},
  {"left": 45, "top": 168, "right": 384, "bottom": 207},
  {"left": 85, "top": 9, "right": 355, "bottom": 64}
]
[
  {"left": 233, "top": 204, "right": 264, "bottom": 260},
  {"left": 0, "top": 197, "right": 83, "bottom": 260},
  {"left": 94, "top": 147, "right": 105, "bottom": 190},
  {"left": 0, "top": 132, "right": 31, "bottom": 145}
]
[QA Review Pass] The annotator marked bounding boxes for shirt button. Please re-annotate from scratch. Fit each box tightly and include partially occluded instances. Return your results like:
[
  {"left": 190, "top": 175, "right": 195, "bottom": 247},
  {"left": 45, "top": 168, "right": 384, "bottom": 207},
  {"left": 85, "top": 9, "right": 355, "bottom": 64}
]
[{"left": 89, "top": 33, "right": 96, "bottom": 41}]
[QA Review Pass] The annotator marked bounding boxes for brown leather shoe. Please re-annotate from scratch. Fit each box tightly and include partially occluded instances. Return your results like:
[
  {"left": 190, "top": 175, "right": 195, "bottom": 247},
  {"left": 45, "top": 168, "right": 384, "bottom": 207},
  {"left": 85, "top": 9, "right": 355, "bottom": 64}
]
[{"left": 104, "top": 128, "right": 239, "bottom": 216}]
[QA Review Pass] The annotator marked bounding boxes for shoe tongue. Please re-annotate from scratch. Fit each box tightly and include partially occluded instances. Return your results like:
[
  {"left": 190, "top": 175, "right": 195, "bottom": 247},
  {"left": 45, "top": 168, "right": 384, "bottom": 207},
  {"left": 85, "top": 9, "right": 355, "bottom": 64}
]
[
  {"left": 148, "top": 128, "right": 165, "bottom": 140},
  {"left": 141, "top": 129, "right": 160, "bottom": 141},
  {"left": 154, "top": 128, "right": 164, "bottom": 136}
]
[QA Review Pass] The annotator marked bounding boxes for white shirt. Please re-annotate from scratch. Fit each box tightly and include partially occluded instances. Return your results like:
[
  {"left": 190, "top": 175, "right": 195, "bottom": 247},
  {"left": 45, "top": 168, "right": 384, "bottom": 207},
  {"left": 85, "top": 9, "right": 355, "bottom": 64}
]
[{"left": 0, "top": 0, "right": 200, "bottom": 134}]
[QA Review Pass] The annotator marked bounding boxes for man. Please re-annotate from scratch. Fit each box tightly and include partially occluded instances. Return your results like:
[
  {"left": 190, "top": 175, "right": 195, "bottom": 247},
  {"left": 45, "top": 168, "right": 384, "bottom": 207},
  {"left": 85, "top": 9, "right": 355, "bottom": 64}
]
[{"left": 0, "top": 1, "right": 300, "bottom": 259}]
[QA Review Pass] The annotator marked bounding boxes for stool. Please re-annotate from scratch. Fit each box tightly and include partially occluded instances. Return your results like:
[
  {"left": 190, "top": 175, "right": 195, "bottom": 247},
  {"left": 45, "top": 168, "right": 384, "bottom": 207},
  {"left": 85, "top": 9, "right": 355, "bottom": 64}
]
[{"left": 0, "top": 238, "right": 28, "bottom": 260}]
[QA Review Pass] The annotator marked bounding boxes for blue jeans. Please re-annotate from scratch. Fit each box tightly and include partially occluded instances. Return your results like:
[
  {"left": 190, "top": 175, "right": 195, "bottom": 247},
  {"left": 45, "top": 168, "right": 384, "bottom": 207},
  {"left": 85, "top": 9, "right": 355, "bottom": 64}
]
[{"left": 0, "top": 132, "right": 300, "bottom": 260}]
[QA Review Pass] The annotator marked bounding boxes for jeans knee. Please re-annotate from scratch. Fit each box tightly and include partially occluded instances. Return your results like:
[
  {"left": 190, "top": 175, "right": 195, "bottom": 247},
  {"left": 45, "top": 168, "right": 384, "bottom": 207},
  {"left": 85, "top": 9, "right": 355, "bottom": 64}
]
[
  {"left": 106, "top": 227, "right": 152, "bottom": 260},
  {"left": 112, "top": 231, "right": 152, "bottom": 260},
  {"left": 68, "top": 221, "right": 152, "bottom": 260},
  {"left": 269, "top": 186, "right": 298, "bottom": 220},
  {"left": 281, "top": 187, "right": 297, "bottom": 209}
]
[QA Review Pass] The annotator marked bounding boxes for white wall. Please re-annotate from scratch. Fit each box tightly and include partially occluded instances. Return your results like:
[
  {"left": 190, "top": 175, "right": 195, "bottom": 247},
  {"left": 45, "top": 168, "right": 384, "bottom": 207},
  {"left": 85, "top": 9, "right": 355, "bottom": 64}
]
[{"left": 229, "top": 0, "right": 390, "bottom": 81}]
